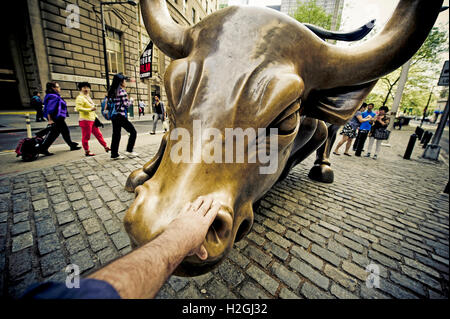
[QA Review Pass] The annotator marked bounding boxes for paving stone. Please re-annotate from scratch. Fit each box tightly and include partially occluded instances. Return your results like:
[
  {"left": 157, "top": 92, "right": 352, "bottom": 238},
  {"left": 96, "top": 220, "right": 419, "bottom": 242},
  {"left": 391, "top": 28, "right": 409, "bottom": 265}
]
[
  {"left": 97, "top": 247, "right": 119, "bottom": 265},
  {"left": 265, "top": 231, "right": 291, "bottom": 249},
  {"left": 300, "top": 282, "right": 333, "bottom": 299},
  {"left": 192, "top": 272, "right": 213, "bottom": 287},
  {"left": 111, "top": 232, "right": 130, "bottom": 250},
  {"left": 88, "top": 232, "right": 110, "bottom": 253},
  {"left": 263, "top": 219, "right": 286, "bottom": 234},
  {"left": 324, "top": 264, "right": 358, "bottom": 292},
  {"left": 279, "top": 287, "right": 301, "bottom": 299},
  {"left": 328, "top": 240, "right": 350, "bottom": 259},
  {"left": 70, "top": 249, "right": 95, "bottom": 273},
  {"left": 300, "top": 228, "right": 327, "bottom": 245},
  {"left": 372, "top": 243, "right": 402, "bottom": 261},
  {"left": 291, "top": 245, "right": 323, "bottom": 270},
  {"left": 57, "top": 211, "right": 75, "bottom": 225},
  {"left": 82, "top": 218, "right": 101, "bottom": 235},
  {"left": 264, "top": 242, "right": 289, "bottom": 261},
  {"left": 33, "top": 199, "right": 49, "bottom": 211},
  {"left": 168, "top": 276, "right": 189, "bottom": 292},
  {"left": 177, "top": 284, "right": 204, "bottom": 299},
  {"left": 76, "top": 208, "right": 94, "bottom": 221},
  {"left": 359, "top": 285, "right": 389, "bottom": 299},
  {"left": 378, "top": 278, "right": 418, "bottom": 299},
  {"left": 218, "top": 259, "right": 245, "bottom": 287},
  {"left": 11, "top": 221, "right": 31, "bottom": 236},
  {"left": 390, "top": 270, "right": 426, "bottom": 296},
  {"left": 342, "top": 260, "right": 368, "bottom": 281},
  {"left": 54, "top": 202, "right": 71, "bottom": 214},
  {"left": 243, "top": 245, "right": 272, "bottom": 268},
  {"left": 289, "top": 257, "right": 329, "bottom": 290},
  {"left": 205, "top": 279, "right": 237, "bottom": 298},
  {"left": 9, "top": 250, "right": 32, "bottom": 279},
  {"left": 330, "top": 283, "right": 359, "bottom": 299},
  {"left": 65, "top": 234, "right": 87, "bottom": 255},
  {"left": 311, "top": 244, "right": 341, "bottom": 267},
  {"left": 103, "top": 219, "right": 121, "bottom": 235},
  {"left": 368, "top": 250, "right": 398, "bottom": 270},
  {"left": 310, "top": 224, "right": 333, "bottom": 238},
  {"left": 271, "top": 262, "right": 301, "bottom": 290},
  {"left": 285, "top": 230, "right": 310, "bottom": 248},
  {"left": 72, "top": 199, "right": 88, "bottom": 211},
  {"left": 12, "top": 232, "right": 33, "bottom": 253},
  {"left": 40, "top": 250, "right": 66, "bottom": 277},
  {"left": 246, "top": 265, "right": 279, "bottom": 296},
  {"left": 68, "top": 192, "right": 84, "bottom": 202},
  {"left": 228, "top": 249, "right": 250, "bottom": 268},
  {"left": 400, "top": 265, "right": 441, "bottom": 290},
  {"left": 38, "top": 233, "right": 61, "bottom": 256},
  {"left": 334, "top": 234, "right": 364, "bottom": 254},
  {"left": 13, "top": 212, "right": 28, "bottom": 224},
  {"left": 62, "top": 223, "right": 80, "bottom": 238},
  {"left": 403, "top": 257, "right": 441, "bottom": 278},
  {"left": 248, "top": 232, "right": 265, "bottom": 246},
  {"left": 97, "top": 186, "right": 116, "bottom": 202},
  {"left": 239, "top": 282, "right": 270, "bottom": 299}
]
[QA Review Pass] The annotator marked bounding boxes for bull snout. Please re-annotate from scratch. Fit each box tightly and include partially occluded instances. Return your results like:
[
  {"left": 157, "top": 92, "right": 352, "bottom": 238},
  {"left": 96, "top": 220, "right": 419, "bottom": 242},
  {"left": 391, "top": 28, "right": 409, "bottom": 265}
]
[{"left": 124, "top": 181, "right": 253, "bottom": 276}]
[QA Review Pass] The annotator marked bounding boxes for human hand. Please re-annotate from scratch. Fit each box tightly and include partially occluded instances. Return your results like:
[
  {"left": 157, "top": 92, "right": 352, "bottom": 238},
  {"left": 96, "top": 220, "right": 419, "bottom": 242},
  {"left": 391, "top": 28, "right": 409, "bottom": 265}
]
[{"left": 166, "top": 196, "right": 220, "bottom": 260}]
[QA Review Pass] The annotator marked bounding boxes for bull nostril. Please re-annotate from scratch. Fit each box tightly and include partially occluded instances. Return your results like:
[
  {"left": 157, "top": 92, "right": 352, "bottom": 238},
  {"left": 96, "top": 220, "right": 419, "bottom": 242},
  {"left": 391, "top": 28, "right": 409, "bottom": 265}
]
[
  {"left": 235, "top": 218, "right": 252, "bottom": 242},
  {"left": 206, "top": 210, "right": 232, "bottom": 244}
]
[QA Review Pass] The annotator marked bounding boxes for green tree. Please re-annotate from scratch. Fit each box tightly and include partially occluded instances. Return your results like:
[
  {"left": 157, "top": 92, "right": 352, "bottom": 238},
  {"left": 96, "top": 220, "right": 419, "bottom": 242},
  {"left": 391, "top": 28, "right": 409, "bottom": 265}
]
[
  {"left": 290, "top": 0, "right": 333, "bottom": 29},
  {"left": 366, "top": 27, "right": 448, "bottom": 114}
]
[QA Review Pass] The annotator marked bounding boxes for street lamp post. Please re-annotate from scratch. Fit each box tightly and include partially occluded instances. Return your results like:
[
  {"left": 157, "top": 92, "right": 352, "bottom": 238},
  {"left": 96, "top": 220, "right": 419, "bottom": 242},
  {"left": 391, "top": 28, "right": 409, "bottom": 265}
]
[{"left": 99, "top": 1, "right": 137, "bottom": 92}]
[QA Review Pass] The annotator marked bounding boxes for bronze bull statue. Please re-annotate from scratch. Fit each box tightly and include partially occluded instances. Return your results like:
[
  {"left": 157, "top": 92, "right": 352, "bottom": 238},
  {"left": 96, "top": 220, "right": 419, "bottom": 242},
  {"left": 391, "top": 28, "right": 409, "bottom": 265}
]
[{"left": 124, "top": 0, "right": 443, "bottom": 276}]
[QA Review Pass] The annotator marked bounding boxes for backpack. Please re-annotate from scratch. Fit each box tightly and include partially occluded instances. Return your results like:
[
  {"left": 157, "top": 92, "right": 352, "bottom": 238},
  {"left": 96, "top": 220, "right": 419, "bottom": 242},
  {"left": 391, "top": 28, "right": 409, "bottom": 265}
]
[
  {"left": 15, "top": 137, "right": 43, "bottom": 162},
  {"left": 101, "top": 97, "right": 118, "bottom": 120}
]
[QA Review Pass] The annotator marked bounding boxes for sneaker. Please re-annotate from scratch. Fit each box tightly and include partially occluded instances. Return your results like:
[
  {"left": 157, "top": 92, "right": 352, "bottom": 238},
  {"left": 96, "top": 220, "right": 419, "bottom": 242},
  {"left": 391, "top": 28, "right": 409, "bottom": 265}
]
[
  {"left": 373, "top": 154, "right": 378, "bottom": 160},
  {"left": 364, "top": 153, "right": 371, "bottom": 157},
  {"left": 111, "top": 155, "right": 125, "bottom": 160},
  {"left": 126, "top": 151, "right": 139, "bottom": 157},
  {"left": 149, "top": 132, "right": 155, "bottom": 135},
  {"left": 70, "top": 145, "right": 82, "bottom": 151}
]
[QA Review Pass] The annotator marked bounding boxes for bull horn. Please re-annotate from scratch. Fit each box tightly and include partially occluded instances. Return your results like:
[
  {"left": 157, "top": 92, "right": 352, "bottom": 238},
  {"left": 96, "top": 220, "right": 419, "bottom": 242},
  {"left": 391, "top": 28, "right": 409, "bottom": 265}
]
[
  {"left": 140, "top": 0, "right": 189, "bottom": 59},
  {"left": 316, "top": 0, "right": 443, "bottom": 89},
  {"left": 304, "top": 19, "right": 375, "bottom": 42}
]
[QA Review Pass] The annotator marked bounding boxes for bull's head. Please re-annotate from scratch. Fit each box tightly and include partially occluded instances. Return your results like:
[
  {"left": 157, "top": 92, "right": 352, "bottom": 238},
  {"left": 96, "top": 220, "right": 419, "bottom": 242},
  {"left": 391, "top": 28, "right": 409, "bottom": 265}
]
[{"left": 124, "top": 0, "right": 443, "bottom": 276}]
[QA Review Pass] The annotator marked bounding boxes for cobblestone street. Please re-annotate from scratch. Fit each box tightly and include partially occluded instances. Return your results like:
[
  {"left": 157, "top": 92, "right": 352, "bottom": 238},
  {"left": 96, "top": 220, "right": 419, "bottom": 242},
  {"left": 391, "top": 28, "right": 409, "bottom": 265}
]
[{"left": 0, "top": 127, "right": 448, "bottom": 299}]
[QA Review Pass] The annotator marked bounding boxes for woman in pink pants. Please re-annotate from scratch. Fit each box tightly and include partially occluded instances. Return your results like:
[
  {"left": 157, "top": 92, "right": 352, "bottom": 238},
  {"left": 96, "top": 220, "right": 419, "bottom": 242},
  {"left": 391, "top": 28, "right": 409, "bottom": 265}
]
[{"left": 75, "top": 82, "right": 110, "bottom": 156}]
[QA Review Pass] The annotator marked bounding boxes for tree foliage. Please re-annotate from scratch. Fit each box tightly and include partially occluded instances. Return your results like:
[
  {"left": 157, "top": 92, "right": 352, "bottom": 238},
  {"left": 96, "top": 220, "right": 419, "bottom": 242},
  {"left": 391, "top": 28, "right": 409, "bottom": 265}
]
[
  {"left": 290, "top": 0, "right": 333, "bottom": 29},
  {"left": 366, "top": 27, "right": 448, "bottom": 115}
]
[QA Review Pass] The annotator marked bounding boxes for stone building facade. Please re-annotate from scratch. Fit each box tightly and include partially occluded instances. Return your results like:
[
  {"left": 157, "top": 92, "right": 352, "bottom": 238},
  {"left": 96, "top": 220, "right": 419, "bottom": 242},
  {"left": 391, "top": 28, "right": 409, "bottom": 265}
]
[{"left": 2, "top": 0, "right": 218, "bottom": 112}]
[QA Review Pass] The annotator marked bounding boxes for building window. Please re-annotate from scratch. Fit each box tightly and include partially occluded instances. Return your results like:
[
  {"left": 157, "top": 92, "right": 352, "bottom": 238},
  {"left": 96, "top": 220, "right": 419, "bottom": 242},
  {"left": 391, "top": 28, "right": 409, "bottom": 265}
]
[
  {"left": 106, "top": 28, "right": 124, "bottom": 74},
  {"left": 192, "top": 8, "right": 196, "bottom": 23}
]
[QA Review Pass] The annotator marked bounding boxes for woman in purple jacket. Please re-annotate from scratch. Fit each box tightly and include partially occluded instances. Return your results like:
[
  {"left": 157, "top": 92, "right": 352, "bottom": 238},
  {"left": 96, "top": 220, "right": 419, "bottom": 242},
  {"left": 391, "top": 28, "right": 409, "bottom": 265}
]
[{"left": 40, "top": 82, "right": 81, "bottom": 156}]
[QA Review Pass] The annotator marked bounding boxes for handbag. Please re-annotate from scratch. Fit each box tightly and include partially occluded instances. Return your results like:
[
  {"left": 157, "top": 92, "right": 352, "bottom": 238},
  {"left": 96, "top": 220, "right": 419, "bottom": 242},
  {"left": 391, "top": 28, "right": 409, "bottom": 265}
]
[
  {"left": 94, "top": 117, "right": 104, "bottom": 128},
  {"left": 373, "top": 128, "right": 390, "bottom": 140}
]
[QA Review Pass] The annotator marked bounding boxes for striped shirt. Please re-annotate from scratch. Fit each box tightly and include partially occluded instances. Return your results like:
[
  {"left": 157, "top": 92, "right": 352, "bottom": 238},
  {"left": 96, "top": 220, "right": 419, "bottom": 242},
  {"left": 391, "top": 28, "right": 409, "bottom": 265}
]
[{"left": 113, "top": 88, "right": 132, "bottom": 117}]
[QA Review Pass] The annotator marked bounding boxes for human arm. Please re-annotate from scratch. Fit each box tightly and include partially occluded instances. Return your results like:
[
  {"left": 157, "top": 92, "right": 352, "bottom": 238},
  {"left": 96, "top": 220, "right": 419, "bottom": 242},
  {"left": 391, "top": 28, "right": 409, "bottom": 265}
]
[
  {"left": 88, "top": 196, "right": 220, "bottom": 299},
  {"left": 357, "top": 114, "right": 372, "bottom": 123}
]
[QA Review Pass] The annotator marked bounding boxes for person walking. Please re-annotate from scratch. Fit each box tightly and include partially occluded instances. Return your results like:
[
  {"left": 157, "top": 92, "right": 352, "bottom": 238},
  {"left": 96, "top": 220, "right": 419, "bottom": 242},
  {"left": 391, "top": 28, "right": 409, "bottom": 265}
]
[
  {"left": 138, "top": 100, "right": 146, "bottom": 117},
  {"left": 31, "top": 91, "right": 45, "bottom": 122},
  {"left": 365, "top": 106, "right": 390, "bottom": 160},
  {"left": 333, "top": 103, "right": 372, "bottom": 156},
  {"left": 150, "top": 94, "right": 166, "bottom": 134},
  {"left": 107, "top": 73, "right": 138, "bottom": 160},
  {"left": 75, "top": 82, "right": 111, "bottom": 157},
  {"left": 39, "top": 82, "right": 81, "bottom": 156}
]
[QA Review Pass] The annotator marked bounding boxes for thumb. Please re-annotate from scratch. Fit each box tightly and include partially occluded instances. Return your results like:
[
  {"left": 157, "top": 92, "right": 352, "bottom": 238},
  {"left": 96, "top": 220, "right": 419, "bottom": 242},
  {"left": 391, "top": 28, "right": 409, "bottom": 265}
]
[{"left": 195, "top": 245, "right": 208, "bottom": 260}]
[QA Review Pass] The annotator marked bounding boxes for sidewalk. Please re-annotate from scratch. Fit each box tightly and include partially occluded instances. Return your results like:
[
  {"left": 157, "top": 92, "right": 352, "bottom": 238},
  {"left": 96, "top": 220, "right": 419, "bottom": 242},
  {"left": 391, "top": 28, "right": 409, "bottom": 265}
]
[
  {"left": 0, "top": 110, "right": 155, "bottom": 134},
  {"left": 0, "top": 125, "right": 448, "bottom": 299}
]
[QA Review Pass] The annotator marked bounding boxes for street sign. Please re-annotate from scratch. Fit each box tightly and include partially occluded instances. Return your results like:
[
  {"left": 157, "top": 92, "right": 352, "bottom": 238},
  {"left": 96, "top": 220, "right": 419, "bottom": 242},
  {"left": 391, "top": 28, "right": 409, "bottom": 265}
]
[
  {"left": 438, "top": 60, "right": 449, "bottom": 86},
  {"left": 140, "top": 41, "right": 153, "bottom": 79}
]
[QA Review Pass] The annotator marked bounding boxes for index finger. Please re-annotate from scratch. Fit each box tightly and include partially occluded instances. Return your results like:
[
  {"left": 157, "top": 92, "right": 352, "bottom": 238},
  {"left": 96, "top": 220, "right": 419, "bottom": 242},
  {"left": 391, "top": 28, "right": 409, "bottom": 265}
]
[{"left": 203, "top": 201, "right": 220, "bottom": 226}]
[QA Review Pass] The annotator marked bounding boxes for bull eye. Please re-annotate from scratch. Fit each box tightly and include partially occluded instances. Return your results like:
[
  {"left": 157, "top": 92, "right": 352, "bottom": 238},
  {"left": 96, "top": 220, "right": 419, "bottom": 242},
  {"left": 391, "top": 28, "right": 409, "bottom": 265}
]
[{"left": 268, "top": 101, "right": 301, "bottom": 135}]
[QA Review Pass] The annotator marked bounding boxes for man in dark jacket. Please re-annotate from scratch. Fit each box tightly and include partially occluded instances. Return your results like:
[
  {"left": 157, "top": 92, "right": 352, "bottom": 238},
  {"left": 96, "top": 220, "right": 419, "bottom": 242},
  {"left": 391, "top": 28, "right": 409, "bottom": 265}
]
[
  {"left": 31, "top": 91, "right": 45, "bottom": 122},
  {"left": 150, "top": 94, "right": 166, "bottom": 134}
]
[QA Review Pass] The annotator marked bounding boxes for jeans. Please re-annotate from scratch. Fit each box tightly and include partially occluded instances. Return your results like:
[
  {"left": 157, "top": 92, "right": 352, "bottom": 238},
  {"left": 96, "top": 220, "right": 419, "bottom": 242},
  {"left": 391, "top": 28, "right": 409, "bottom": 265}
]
[
  {"left": 367, "top": 137, "right": 382, "bottom": 155},
  {"left": 79, "top": 120, "right": 107, "bottom": 151},
  {"left": 111, "top": 114, "right": 137, "bottom": 157},
  {"left": 152, "top": 113, "right": 165, "bottom": 133},
  {"left": 40, "top": 118, "right": 77, "bottom": 152}
]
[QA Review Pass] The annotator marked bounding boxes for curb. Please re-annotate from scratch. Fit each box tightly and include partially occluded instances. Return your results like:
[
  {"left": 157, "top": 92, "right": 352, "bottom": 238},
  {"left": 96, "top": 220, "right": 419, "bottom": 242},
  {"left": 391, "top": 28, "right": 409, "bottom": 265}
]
[{"left": 0, "top": 117, "right": 154, "bottom": 134}]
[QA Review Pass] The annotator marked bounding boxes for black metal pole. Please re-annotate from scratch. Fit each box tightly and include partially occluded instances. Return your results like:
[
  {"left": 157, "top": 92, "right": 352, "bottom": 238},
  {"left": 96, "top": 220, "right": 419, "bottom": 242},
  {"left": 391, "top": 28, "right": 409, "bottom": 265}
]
[
  {"left": 403, "top": 133, "right": 417, "bottom": 160},
  {"left": 101, "top": 3, "right": 110, "bottom": 92}
]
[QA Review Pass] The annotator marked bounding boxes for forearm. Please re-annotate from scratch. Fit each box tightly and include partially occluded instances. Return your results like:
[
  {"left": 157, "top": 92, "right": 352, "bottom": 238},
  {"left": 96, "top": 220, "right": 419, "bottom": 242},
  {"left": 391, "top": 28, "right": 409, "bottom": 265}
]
[{"left": 88, "top": 228, "right": 190, "bottom": 299}]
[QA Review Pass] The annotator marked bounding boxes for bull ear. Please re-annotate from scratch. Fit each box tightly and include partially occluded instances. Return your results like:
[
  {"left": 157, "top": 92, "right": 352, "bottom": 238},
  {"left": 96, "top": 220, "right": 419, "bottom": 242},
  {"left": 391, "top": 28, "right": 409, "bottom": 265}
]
[
  {"left": 301, "top": 81, "right": 377, "bottom": 125},
  {"left": 125, "top": 132, "right": 169, "bottom": 192}
]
